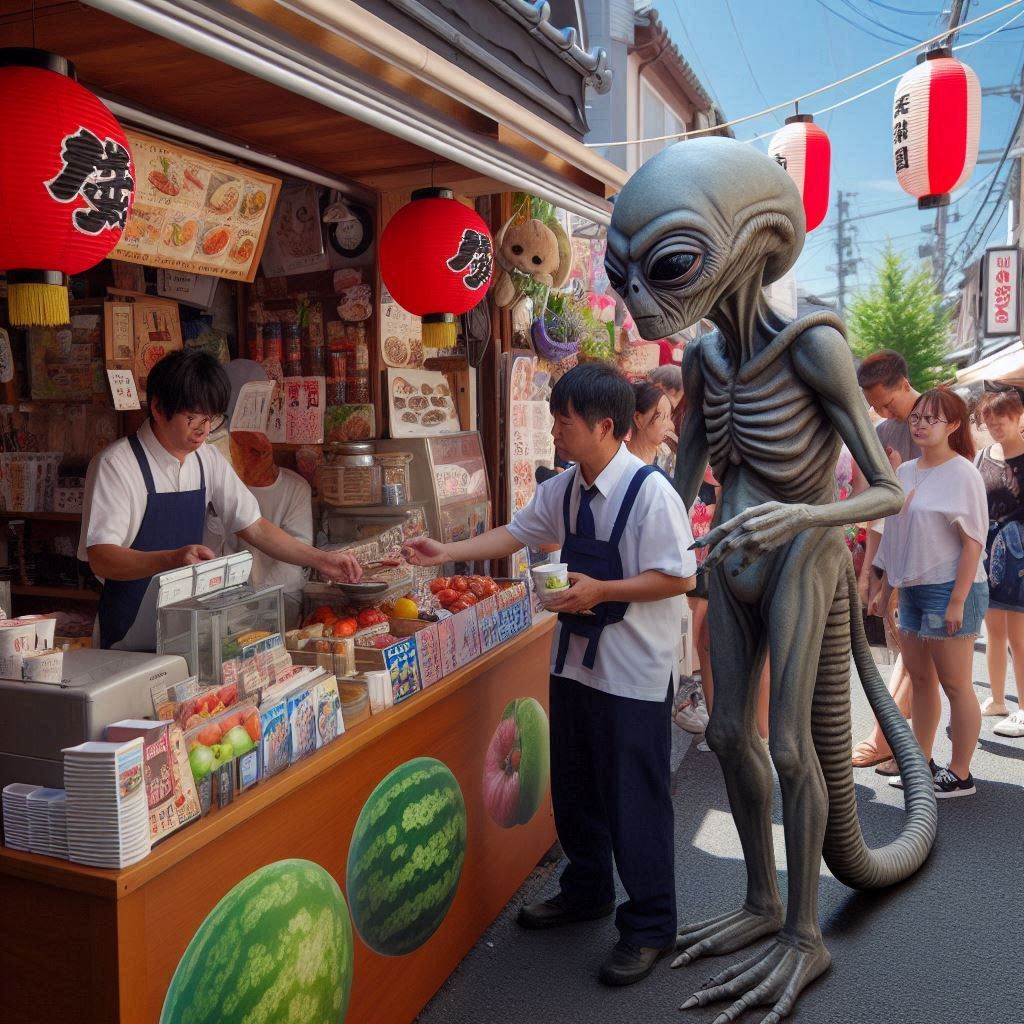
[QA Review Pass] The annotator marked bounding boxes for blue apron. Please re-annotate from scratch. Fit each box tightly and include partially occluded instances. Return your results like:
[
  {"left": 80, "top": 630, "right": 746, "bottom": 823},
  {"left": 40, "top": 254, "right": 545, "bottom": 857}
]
[
  {"left": 554, "top": 464, "right": 658, "bottom": 674},
  {"left": 98, "top": 434, "right": 207, "bottom": 649}
]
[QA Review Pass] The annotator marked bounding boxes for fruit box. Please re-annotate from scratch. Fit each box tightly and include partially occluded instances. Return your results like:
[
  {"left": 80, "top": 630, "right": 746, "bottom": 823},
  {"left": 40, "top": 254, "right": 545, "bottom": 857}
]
[
  {"left": 476, "top": 580, "right": 531, "bottom": 653},
  {"left": 388, "top": 618, "right": 442, "bottom": 689},
  {"left": 436, "top": 604, "right": 482, "bottom": 676},
  {"left": 353, "top": 634, "right": 422, "bottom": 704}
]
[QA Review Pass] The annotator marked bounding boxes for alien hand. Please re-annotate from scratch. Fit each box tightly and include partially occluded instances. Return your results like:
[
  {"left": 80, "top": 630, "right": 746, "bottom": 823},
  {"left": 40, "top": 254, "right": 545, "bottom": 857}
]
[{"left": 695, "top": 502, "right": 815, "bottom": 575}]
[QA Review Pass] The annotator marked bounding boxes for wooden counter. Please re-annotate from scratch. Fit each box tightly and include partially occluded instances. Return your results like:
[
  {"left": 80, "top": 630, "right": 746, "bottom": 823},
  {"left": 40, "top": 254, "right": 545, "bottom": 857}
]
[{"left": 0, "top": 616, "right": 557, "bottom": 1024}]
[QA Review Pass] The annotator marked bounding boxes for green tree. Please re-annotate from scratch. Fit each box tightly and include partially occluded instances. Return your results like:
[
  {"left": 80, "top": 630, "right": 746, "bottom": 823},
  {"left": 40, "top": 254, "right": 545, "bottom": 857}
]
[{"left": 846, "top": 245, "right": 950, "bottom": 390}]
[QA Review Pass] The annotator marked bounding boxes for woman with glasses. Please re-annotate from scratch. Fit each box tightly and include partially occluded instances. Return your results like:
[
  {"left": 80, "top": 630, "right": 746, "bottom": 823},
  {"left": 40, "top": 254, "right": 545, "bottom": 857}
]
[
  {"left": 974, "top": 385, "right": 1024, "bottom": 738},
  {"left": 79, "top": 349, "right": 360, "bottom": 649},
  {"left": 868, "top": 388, "right": 988, "bottom": 798}
]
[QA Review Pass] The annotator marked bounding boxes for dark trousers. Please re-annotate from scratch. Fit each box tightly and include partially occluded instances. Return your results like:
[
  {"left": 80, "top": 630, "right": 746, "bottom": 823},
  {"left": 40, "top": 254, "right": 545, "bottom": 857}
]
[{"left": 549, "top": 674, "right": 676, "bottom": 947}]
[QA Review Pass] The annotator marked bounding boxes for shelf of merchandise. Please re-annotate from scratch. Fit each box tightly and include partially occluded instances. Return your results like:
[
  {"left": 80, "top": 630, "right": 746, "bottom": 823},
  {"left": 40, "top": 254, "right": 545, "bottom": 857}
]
[
  {"left": 10, "top": 585, "right": 99, "bottom": 601},
  {"left": 0, "top": 511, "right": 82, "bottom": 523}
]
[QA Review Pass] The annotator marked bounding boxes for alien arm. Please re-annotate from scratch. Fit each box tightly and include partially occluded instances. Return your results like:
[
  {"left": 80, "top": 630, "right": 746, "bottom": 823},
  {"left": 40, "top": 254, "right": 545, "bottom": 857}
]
[
  {"left": 672, "top": 339, "right": 710, "bottom": 510},
  {"left": 791, "top": 325, "right": 903, "bottom": 527}
]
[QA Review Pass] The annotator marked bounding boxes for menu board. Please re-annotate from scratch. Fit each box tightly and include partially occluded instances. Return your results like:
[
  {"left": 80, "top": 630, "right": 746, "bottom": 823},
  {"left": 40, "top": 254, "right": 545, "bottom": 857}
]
[
  {"left": 387, "top": 368, "right": 460, "bottom": 437},
  {"left": 380, "top": 284, "right": 423, "bottom": 368},
  {"left": 507, "top": 355, "right": 555, "bottom": 516},
  {"left": 113, "top": 131, "right": 280, "bottom": 282}
]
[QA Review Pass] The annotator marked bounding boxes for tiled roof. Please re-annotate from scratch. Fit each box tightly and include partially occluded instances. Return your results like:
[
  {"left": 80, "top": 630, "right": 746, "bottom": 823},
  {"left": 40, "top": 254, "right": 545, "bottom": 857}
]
[{"left": 488, "top": 0, "right": 613, "bottom": 94}]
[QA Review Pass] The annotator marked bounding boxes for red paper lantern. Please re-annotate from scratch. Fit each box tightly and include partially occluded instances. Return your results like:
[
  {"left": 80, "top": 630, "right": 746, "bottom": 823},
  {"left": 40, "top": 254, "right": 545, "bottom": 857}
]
[
  {"left": 768, "top": 114, "right": 830, "bottom": 232},
  {"left": 0, "top": 49, "right": 135, "bottom": 326},
  {"left": 892, "top": 49, "right": 980, "bottom": 209},
  {"left": 380, "top": 188, "right": 494, "bottom": 347}
]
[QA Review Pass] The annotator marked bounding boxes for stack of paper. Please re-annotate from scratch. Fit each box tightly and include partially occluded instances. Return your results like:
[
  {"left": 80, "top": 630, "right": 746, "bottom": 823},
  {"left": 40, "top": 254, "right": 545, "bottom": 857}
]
[
  {"left": 2, "top": 782, "right": 40, "bottom": 851},
  {"left": 47, "top": 791, "right": 69, "bottom": 860},
  {"left": 26, "top": 788, "right": 67, "bottom": 859},
  {"left": 63, "top": 739, "right": 152, "bottom": 869}
]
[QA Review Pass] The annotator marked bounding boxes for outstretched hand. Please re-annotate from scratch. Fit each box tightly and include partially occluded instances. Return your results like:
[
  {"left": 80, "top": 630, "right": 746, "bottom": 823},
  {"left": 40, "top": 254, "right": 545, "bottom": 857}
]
[
  {"left": 694, "top": 502, "right": 814, "bottom": 575},
  {"left": 401, "top": 537, "right": 450, "bottom": 567}
]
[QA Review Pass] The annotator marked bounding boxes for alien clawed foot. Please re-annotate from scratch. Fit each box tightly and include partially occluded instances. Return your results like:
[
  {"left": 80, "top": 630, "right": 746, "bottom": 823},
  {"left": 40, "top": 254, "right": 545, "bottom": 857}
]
[
  {"left": 679, "top": 935, "right": 831, "bottom": 1024},
  {"left": 672, "top": 906, "right": 784, "bottom": 968}
]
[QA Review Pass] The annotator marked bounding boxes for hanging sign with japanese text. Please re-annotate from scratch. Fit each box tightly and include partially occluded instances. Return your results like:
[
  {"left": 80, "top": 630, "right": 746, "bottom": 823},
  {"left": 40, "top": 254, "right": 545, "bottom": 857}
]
[
  {"left": 983, "top": 246, "right": 1020, "bottom": 338},
  {"left": 112, "top": 131, "right": 280, "bottom": 282}
]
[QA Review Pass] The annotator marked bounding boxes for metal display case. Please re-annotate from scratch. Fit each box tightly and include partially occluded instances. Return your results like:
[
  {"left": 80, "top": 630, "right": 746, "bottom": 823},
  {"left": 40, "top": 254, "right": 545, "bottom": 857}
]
[
  {"left": 375, "top": 431, "right": 490, "bottom": 544},
  {"left": 157, "top": 583, "right": 284, "bottom": 684}
]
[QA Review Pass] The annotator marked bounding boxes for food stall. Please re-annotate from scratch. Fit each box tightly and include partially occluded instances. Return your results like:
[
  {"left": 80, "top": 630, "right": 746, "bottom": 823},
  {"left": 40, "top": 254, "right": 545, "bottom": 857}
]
[{"left": 0, "top": 0, "right": 630, "bottom": 1019}]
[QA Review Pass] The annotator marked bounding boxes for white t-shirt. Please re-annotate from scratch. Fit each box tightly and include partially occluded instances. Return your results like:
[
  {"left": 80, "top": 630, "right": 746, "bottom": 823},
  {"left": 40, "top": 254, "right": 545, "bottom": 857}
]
[
  {"left": 507, "top": 444, "right": 696, "bottom": 702},
  {"left": 873, "top": 455, "right": 988, "bottom": 588},
  {"left": 79, "top": 420, "right": 262, "bottom": 572},
  {"left": 206, "top": 468, "right": 312, "bottom": 626}
]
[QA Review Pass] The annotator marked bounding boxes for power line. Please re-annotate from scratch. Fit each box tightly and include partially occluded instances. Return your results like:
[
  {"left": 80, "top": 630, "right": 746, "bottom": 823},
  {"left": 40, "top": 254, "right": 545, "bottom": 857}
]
[
  {"left": 860, "top": 0, "right": 935, "bottom": 15},
  {"left": 723, "top": 0, "right": 783, "bottom": 125},
  {"left": 590, "top": 0, "right": 1024, "bottom": 148},
  {"left": 835, "top": 0, "right": 923, "bottom": 43}
]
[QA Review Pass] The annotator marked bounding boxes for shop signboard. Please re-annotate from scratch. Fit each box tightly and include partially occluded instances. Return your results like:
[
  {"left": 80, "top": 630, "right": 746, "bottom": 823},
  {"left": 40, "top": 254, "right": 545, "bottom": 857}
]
[
  {"left": 983, "top": 246, "right": 1020, "bottom": 337},
  {"left": 112, "top": 131, "right": 280, "bottom": 282}
]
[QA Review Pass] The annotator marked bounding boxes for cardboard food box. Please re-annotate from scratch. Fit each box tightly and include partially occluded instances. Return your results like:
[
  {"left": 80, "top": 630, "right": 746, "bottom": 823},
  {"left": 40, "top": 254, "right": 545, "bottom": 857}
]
[
  {"left": 436, "top": 604, "right": 481, "bottom": 676},
  {"left": 354, "top": 634, "right": 422, "bottom": 704},
  {"left": 476, "top": 580, "right": 532, "bottom": 653},
  {"left": 389, "top": 618, "right": 442, "bottom": 689}
]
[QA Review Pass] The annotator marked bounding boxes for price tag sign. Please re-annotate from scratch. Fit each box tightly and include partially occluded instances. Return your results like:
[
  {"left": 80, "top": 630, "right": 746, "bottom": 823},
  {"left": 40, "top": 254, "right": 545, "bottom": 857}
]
[{"left": 106, "top": 368, "right": 141, "bottom": 410}]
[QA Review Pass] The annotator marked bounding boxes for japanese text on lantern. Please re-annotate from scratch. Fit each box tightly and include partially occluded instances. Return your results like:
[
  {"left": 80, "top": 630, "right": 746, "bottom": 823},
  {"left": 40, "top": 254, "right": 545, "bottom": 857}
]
[{"left": 893, "top": 93, "right": 910, "bottom": 173}]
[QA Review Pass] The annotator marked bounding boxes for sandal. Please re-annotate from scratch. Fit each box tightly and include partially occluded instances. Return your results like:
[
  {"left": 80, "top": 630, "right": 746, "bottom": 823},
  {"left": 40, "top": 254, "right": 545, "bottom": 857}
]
[{"left": 851, "top": 740, "right": 892, "bottom": 768}]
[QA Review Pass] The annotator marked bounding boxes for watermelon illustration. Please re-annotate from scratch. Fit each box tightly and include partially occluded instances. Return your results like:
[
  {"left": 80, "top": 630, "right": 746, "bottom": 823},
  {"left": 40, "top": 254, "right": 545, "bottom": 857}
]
[
  {"left": 160, "top": 859, "right": 354, "bottom": 1024},
  {"left": 347, "top": 757, "right": 467, "bottom": 956}
]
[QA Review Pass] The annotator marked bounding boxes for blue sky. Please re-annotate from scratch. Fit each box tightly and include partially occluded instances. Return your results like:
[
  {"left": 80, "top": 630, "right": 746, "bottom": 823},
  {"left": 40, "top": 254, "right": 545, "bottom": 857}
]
[{"left": 656, "top": 0, "right": 1023, "bottom": 303}]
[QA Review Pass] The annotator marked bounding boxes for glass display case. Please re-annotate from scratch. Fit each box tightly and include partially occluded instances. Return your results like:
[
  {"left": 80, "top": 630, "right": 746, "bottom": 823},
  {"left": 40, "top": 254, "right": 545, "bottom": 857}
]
[
  {"left": 375, "top": 431, "right": 490, "bottom": 544},
  {"left": 158, "top": 584, "right": 284, "bottom": 684}
]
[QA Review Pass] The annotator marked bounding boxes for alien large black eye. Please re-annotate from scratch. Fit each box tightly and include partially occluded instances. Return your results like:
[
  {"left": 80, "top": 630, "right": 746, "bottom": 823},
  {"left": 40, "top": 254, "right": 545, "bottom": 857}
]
[
  {"left": 605, "top": 262, "right": 626, "bottom": 291},
  {"left": 650, "top": 252, "right": 699, "bottom": 283}
]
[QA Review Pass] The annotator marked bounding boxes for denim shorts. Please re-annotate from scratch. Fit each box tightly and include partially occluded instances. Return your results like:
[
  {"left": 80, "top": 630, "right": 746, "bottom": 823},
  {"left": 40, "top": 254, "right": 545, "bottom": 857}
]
[{"left": 898, "top": 580, "right": 989, "bottom": 639}]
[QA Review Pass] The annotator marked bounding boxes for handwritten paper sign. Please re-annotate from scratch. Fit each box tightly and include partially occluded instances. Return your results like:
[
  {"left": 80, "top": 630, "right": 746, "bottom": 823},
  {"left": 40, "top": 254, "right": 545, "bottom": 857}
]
[
  {"left": 229, "top": 380, "right": 275, "bottom": 434},
  {"left": 285, "top": 377, "right": 325, "bottom": 444},
  {"left": 107, "top": 369, "right": 141, "bottom": 410}
]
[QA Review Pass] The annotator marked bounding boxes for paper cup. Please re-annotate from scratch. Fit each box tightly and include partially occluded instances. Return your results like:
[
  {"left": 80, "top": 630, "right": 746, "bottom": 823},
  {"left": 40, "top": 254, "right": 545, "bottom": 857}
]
[
  {"left": 17, "top": 614, "right": 56, "bottom": 649},
  {"left": 364, "top": 670, "right": 392, "bottom": 714},
  {"left": 21, "top": 648, "right": 63, "bottom": 683},
  {"left": 531, "top": 564, "right": 570, "bottom": 606},
  {"left": 0, "top": 620, "right": 40, "bottom": 678}
]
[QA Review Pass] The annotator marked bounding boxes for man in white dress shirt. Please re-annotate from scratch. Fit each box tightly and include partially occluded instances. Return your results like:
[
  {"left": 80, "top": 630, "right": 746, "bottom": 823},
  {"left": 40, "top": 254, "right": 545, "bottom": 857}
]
[
  {"left": 79, "top": 350, "right": 359, "bottom": 649},
  {"left": 405, "top": 364, "right": 695, "bottom": 986}
]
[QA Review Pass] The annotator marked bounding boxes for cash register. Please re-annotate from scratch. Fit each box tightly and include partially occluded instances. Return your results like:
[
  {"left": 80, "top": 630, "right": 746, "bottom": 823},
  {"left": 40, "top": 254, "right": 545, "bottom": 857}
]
[{"left": 0, "top": 647, "right": 191, "bottom": 794}]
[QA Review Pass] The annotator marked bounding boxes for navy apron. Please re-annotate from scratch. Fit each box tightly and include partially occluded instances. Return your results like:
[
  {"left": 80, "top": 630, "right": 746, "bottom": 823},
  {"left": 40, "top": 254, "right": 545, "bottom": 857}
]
[
  {"left": 98, "top": 434, "right": 207, "bottom": 649},
  {"left": 554, "top": 464, "right": 658, "bottom": 674}
]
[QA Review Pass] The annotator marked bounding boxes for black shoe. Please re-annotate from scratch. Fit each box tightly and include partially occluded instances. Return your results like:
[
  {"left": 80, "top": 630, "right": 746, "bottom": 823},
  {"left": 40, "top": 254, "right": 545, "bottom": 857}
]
[
  {"left": 888, "top": 758, "right": 939, "bottom": 790},
  {"left": 932, "top": 766, "right": 976, "bottom": 799},
  {"left": 516, "top": 893, "right": 615, "bottom": 930},
  {"left": 598, "top": 939, "right": 674, "bottom": 986}
]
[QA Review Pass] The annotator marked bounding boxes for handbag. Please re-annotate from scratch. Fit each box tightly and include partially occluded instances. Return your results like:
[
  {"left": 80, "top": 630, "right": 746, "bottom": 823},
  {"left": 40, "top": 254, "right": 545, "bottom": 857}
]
[{"left": 986, "top": 518, "right": 1024, "bottom": 609}]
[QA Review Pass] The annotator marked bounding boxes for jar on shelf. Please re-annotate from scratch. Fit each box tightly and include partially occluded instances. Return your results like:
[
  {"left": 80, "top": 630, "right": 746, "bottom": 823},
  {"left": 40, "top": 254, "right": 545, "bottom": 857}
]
[
  {"left": 302, "top": 345, "right": 325, "bottom": 377},
  {"left": 247, "top": 327, "right": 263, "bottom": 363},
  {"left": 319, "top": 442, "right": 382, "bottom": 507},
  {"left": 263, "top": 322, "right": 282, "bottom": 364},
  {"left": 373, "top": 452, "right": 412, "bottom": 500}
]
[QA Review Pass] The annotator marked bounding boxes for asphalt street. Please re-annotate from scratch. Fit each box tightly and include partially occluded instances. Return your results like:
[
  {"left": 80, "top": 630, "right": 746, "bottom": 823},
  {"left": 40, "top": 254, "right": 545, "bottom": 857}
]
[{"left": 416, "top": 647, "right": 1023, "bottom": 1024}]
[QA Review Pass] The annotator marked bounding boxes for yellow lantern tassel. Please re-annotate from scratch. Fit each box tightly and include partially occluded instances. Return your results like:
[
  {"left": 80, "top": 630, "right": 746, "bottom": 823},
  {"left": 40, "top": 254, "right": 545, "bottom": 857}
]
[
  {"left": 6, "top": 272, "right": 70, "bottom": 327},
  {"left": 421, "top": 314, "right": 457, "bottom": 348}
]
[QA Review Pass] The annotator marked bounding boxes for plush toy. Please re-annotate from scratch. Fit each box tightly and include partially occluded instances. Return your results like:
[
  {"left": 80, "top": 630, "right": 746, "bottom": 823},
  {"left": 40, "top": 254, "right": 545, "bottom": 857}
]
[{"left": 492, "top": 215, "right": 574, "bottom": 308}]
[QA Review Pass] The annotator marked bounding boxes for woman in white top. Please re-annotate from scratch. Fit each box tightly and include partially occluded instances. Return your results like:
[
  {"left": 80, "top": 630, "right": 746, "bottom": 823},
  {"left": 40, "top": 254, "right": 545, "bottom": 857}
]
[{"left": 869, "top": 388, "right": 988, "bottom": 798}]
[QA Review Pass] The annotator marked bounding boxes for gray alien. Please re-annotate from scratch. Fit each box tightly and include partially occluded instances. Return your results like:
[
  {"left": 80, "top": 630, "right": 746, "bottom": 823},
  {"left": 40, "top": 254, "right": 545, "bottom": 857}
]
[{"left": 607, "top": 137, "right": 938, "bottom": 1022}]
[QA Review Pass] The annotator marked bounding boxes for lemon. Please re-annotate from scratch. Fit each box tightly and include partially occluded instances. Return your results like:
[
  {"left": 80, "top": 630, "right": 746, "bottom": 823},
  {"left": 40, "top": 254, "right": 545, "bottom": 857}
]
[{"left": 393, "top": 597, "right": 419, "bottom": 619}]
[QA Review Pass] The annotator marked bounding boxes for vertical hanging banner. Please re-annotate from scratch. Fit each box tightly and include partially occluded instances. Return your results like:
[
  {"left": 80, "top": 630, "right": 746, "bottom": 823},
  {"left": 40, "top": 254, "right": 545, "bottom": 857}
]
[{"left": 983, "top": 247, "right": 1020, "bottom": 338}]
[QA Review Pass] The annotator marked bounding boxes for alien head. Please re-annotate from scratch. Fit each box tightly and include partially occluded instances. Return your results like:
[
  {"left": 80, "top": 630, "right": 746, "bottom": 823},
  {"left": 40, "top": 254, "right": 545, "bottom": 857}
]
[{"left": 606, "top": 138, "right": 806, "bottom": 339}]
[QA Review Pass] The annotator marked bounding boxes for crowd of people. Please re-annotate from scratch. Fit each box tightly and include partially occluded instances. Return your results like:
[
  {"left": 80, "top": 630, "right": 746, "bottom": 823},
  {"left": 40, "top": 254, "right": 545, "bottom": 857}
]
[{"left": 402, "top": 348, "right": 1021, "bottom": 987}]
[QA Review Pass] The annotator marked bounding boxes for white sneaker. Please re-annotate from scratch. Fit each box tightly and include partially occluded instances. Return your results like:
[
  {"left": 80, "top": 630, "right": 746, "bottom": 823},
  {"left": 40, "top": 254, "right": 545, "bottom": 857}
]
[
  {"left": 993, "top": 709, "right": 1024, "bottom": 737},
  {"left": 980, "top": 697, "right": 1010, "bottom": 717}
]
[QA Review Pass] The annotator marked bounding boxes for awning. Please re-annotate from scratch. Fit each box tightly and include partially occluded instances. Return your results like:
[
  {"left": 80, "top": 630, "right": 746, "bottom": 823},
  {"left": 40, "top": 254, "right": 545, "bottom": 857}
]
[
  {"left": 81, "top": 0, "right": 625, "bottom": 222},
  {"left": 955, "top": 341, "right": 1024, "bottom": 386}
]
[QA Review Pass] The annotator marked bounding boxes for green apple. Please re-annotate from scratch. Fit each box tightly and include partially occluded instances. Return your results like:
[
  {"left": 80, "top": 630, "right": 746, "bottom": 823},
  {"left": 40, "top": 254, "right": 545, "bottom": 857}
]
[
  {"left": 210, "top": 740, "right": 234, "bottom": 768},
  {"left": 222, "top": 725, "right": 255, "bottom": 756},
  {"left": 188, "top": 744, "right": 215, "bottom": 782}
]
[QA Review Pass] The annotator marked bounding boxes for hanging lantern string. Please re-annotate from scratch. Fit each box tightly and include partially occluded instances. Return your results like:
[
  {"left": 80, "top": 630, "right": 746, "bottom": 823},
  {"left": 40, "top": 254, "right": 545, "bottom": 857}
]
[
  {"left": 741, "top": 5, "right": 1024, "bottom": 147},
  {"left": 589, "top": 0, "right": 1024, "bottom": 149}
]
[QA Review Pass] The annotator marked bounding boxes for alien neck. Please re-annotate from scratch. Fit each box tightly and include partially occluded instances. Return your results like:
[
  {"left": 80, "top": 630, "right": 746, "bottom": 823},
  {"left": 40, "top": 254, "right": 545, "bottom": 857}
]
[{"left": 712, "top": 273, "right": 785, "bottom": 365}]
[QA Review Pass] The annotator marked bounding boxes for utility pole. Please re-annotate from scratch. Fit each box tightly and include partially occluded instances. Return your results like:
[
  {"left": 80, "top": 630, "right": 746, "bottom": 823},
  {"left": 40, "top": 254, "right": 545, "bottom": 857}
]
[
  {"left": 833, "top": 190, "right": 859, "bottom": 314},
  {"left": 934, "top": 0, "right": 970, "bottom": 288}
]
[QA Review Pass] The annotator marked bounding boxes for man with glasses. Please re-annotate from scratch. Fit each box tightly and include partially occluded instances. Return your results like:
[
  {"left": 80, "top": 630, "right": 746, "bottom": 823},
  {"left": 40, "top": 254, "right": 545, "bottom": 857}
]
[{"left": 79, "top": 349, "right": 360, "bottom": 649}]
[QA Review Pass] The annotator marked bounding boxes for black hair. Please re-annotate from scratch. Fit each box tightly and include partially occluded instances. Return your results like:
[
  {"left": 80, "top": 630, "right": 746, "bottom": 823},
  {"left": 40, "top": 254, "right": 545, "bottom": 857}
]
[
  {"left": 632, "top": 380, "right": 667, "bottom": 417},
  {"left": 146, "top": 349, "right": 231, "bottom": 419},
  {"left": 550, "top": 362, "right": 634, "bottom": 440},
  {"left": 856, "top": 349, "right": 909, "bottom": 390}
]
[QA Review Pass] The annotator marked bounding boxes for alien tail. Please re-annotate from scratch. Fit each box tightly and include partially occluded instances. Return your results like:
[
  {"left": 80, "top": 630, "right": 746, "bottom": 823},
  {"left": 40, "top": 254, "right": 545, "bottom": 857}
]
[{"left": 813, "top": 563, "right": 937, "bottom": 890}]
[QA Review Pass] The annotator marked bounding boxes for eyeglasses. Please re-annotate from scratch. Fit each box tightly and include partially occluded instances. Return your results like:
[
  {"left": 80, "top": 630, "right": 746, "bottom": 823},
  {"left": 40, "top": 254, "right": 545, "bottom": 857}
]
[
  {"left": 184, "top": 412, "right": 225, "bottom": 433},
  {"left": 908, "top": 413, "right": 948, "bottom": 427}
]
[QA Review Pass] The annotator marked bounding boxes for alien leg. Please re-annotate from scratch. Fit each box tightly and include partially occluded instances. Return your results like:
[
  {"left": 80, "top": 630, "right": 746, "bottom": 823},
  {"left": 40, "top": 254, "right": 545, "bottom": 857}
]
[
  {"left": 674, "top": 569, "right": 783, "bottom": 968},
  {"left": 681, "top": 550, "right": 841, "bottom": 1024}
]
